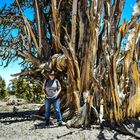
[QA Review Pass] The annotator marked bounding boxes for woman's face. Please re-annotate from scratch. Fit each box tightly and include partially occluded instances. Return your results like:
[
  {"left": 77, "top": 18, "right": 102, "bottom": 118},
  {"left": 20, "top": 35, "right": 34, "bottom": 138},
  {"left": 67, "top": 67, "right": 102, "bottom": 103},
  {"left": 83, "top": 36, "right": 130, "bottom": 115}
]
[{"left": 49, "top": 71, "right": 55, "bottom": 80}]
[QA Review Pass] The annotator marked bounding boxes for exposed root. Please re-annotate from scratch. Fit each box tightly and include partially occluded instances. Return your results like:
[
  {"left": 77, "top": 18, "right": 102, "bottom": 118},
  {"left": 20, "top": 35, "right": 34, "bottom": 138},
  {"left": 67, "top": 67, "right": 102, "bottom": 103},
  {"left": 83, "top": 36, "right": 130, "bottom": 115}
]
[
  {"left": 121, "top": 119, "right": 140, "bottom": 139},
  {"left": 66, "top": 104, "right": 99, "bottom": 128},
  {"left": 110, "top": 119, "right": 140, "bottom": 139}
]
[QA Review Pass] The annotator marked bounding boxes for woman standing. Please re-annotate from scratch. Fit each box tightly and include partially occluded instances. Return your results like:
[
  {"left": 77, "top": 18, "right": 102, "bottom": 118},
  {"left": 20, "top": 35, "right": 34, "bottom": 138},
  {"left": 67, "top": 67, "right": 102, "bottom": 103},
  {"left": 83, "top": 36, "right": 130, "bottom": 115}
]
[{"left": 43, "top": 70, "right": 64, "bottom": 126}]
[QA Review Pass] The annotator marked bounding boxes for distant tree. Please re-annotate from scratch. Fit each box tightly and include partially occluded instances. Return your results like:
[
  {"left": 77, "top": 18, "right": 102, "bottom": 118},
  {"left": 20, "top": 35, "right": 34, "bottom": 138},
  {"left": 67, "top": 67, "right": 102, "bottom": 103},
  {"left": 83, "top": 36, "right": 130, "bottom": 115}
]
[
  {"left": 9, "top": 77, "right": 44, "bottom": 103},
  {"left": 0, "top": 76, "right": 7, "bottom": 99}
]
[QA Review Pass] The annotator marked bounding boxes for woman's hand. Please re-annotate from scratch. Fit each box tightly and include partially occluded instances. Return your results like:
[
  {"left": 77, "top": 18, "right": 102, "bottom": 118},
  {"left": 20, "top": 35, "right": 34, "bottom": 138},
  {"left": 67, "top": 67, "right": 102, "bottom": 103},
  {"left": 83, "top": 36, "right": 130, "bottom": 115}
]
[
  {"left": 54, "top": 87, "right": 61, "bottom": 99},
  {"left": 53, "top": 93, "right": 58, "bottom": 99}
]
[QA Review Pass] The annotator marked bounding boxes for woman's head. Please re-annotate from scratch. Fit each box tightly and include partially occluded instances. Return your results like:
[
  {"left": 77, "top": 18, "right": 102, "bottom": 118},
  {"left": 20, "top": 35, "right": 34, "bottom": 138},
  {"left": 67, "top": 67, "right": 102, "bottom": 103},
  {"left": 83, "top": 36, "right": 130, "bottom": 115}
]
[{"left": 48, "top": 70, "right": 56, "bottom": 80}]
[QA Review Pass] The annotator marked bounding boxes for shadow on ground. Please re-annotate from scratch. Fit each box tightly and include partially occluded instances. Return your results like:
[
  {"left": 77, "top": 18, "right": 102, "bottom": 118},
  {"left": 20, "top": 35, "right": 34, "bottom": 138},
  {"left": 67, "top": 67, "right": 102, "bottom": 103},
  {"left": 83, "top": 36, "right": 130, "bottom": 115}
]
[{"left": 0, "top": 110, "right": 38, "bottom": 124}]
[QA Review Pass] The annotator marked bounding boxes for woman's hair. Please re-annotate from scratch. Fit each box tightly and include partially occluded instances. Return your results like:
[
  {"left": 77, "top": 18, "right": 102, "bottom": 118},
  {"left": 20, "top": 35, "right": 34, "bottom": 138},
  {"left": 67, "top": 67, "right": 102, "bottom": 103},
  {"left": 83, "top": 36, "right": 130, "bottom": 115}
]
[{"left": 49, "top": 70, "right": 56, "bottom": 75}]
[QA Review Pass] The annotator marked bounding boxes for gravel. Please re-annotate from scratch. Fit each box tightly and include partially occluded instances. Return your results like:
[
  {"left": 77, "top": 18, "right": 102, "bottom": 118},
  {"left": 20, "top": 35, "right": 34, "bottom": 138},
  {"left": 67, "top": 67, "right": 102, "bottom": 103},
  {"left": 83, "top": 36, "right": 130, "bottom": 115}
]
[{"left": 0, "top": 99, "right": 137, "bottom": 140}]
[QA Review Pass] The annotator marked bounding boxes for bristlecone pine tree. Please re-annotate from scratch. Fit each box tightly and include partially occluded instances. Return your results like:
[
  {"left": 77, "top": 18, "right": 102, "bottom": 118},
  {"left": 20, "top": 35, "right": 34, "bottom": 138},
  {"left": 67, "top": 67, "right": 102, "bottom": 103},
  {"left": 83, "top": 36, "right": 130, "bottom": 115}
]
[{"left": 0, "top": 0, "right": 140, "bottom": 138}]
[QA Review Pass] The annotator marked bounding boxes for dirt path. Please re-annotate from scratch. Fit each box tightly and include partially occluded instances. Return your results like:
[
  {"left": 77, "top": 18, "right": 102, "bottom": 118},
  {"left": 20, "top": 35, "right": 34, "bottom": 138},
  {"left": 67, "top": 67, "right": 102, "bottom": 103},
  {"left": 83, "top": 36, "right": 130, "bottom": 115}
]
[
  {"left": 0, "top": 120, "right": 136, "bottom": 140},
  {"left": 0, "top": 98, "right": 137, "bottom": 140}
]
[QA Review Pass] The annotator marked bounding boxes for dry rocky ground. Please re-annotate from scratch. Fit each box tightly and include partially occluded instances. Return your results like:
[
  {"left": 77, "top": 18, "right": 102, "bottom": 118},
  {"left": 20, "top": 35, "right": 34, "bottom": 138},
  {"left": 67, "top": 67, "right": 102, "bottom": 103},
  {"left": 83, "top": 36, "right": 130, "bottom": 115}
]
[{"left": 0, "top": 96, "right": 138, "bottom": 140}]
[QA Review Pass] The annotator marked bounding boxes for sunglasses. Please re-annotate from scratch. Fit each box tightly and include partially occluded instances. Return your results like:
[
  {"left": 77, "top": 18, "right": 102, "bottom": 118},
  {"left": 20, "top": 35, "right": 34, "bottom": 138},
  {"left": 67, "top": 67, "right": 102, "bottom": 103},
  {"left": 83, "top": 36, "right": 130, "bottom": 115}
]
[{"left": 49, "top": 74, "right": 55, "bottom": 76}]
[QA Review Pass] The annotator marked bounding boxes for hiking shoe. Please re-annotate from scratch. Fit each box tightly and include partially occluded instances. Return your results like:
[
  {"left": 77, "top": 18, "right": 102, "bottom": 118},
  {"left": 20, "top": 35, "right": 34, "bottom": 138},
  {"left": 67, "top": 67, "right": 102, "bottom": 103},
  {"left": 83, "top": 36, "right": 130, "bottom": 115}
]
[
  {"left": 46, "top": 121, "right": 54, "bottom": 127},
  {"left": 46, "top": 122, "right": 50, "bottom": 127},
  {"left": 58, "top": 121, "right": 66, "bottom": 126},
  {"left": 50, "top": 121, "right": 54, "bottom": 125}
]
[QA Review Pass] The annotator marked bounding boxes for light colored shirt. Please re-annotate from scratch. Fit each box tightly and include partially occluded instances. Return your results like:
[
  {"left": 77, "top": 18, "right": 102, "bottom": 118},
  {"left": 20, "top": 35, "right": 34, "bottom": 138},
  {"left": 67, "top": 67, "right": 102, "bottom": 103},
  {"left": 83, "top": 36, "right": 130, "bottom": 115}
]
[{"left": 43, "top": 79, "right": 61, "bottom": 98}]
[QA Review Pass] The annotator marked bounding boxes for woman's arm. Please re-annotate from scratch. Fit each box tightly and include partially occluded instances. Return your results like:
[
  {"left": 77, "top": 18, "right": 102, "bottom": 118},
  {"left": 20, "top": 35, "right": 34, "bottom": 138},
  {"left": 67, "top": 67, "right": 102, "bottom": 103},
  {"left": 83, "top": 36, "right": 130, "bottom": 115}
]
[
  {"left": 56, "top": 86, "right": 62, "bottom": 96},
  {"left": 54, "top": 80, "right": 62, "bottom": 98},
  {"left": 43, "top": 80, "right": 48, "bottom": 97}
]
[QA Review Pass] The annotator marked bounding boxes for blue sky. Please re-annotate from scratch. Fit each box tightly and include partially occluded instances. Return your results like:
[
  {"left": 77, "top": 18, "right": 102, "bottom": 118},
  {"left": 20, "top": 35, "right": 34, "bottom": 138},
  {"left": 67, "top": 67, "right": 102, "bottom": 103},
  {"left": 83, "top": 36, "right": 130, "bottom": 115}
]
[
  {"left": 0, "top": 0, "right": 33, "bottom": 86},
  {"left": 0, "top": 0, "right": 137, "bottom": 87}
]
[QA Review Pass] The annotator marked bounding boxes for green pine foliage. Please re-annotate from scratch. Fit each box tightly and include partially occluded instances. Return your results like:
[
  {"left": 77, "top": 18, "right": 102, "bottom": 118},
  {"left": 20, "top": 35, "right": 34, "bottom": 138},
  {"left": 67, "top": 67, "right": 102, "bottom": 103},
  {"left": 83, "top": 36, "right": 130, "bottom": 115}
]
[
  {"left": 0, "top": 76, "right": 8, "bottom": 99},
  {"left": 9, "top": 77, "right": 44, "bottom": 103}
]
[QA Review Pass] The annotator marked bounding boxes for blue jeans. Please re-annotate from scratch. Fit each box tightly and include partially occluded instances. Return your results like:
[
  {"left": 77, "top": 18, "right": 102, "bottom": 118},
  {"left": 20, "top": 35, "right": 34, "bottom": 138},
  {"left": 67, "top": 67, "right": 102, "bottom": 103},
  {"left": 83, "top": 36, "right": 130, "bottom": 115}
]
[{"left": 45, "top": 98, "right": 62, "bottom": 124}]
